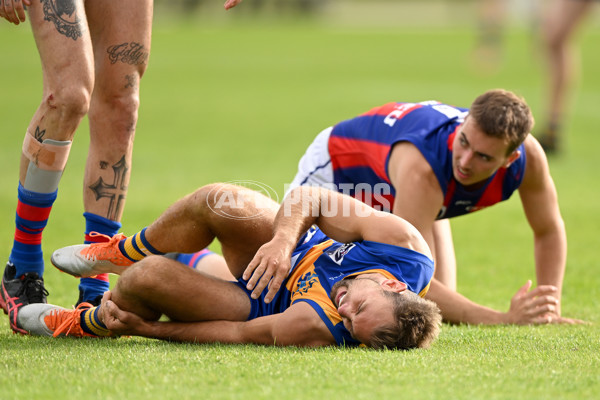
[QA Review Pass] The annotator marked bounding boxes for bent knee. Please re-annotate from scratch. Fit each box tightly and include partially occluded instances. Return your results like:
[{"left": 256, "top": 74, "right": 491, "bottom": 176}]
[
  {"left": 89, "top": 91, "right": 141, "bottom": 136},
  {"left": 117, "top": 256, "right": 168, "bottom": 293},
  {"left": 46, "top": 85, "right": 92, "bottom": 123}
]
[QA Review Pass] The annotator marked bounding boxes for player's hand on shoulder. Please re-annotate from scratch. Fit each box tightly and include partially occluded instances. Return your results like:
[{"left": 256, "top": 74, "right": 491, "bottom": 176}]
[
  {"left": 243, "top": 236, "right": 294, "bottom": 304},
  {"left": 0, "top": 0, "right": 31, "bottom": 25}
]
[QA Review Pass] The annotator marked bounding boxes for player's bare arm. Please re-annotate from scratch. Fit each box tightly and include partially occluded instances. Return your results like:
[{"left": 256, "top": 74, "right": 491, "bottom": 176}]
[
  {"left": 244, "top": 185, "right": 432, "bottom": 302},
  {"left": 518, "top": 135, "right": 567, "bottom": 314},
  {"left": 388, "top": 142, "right": 460, "bottom": 289},
  {"left": 386, "top": 140, "right": 570, "bottom": 325},
  {"left": 101, "top": 293, "right": 335, "bottom": 347},
  {"left": 388, "top": 143, "right": 444, "bottom": 261}
]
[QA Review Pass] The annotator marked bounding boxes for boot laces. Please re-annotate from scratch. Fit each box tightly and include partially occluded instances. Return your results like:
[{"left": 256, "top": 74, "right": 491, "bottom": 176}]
[
  {"left": 81, "top": 232, "right": 127, "bottom": 262},
  {"left": 16, "top": 273, "right": 49, "bottom": 303},
  {"left": 46, "top": 302, "right": 94, "bottom": 338}
]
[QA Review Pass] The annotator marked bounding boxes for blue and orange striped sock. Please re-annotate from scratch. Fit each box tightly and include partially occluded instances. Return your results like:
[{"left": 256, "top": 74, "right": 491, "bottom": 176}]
[
  {"left": 79, "top": 306, "right": 111, "bottom": 336},
  {"left": 119, "top": 227, "right": 164, "bottom": 262},
  {"left": 78, "top": 213, "right": 122, "bottom": 303},
  {"left": 9, "top": 184, "right": 57, "bottom": 278}
]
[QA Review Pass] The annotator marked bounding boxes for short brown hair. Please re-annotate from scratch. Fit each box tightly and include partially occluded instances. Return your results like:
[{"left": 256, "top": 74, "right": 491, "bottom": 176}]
[
  {"left": 468, "top": 89, "right": 534, "bottom": 154},
  {"left": 369, "top": 290, "right": 442, "bottom": 350}
]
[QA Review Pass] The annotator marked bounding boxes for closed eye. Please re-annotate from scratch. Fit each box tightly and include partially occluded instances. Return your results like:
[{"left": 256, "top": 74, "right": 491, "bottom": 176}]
[{"left": 356, "top": 301, "right": 365, "bottom": 315}]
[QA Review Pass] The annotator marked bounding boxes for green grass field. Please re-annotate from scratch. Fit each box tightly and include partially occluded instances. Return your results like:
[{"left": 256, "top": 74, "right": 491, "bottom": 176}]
[{"left": 1, "top": 6, "right": 599, "bottom": 400}]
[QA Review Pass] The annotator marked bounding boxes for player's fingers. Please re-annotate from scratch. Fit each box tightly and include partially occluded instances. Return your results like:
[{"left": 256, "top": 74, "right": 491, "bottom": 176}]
[
  {"left": 560, "top": 317, "right": 587, "bottom": 325},
  {"left": 2, "top": 0, "right": 18, "bottom": 24},
  {"left": 514, "top": 280, "right": 532, "bottom": 299},
  {"left": 264, "top": 271, "right": 286, "bottom": 304},
  {"left": 526, "top": 284, "right": 559, "bottom": 298},
  {"left": 104, "top": 300, "right": 119, "bottom": 318},
  {"left": 530, "top": 314, "right": 554, "bottom": 325},
  {"left": 242, "top": 255, "right": 260, "bottom": 281},
  {"left": 224, "top": 0, "right": 242, "bottom": 10},
  {"left": 15, "top": 0, "right": 26, "bottom": 23},
  {"left": 102, "top": 301, "right": 126, "bottom": 331},
  {"left": 529, "top": 303, "right": 558, "bottom": 318},
  {"left": 100, "top": 290, "right": 112, "bottom": 306},
  {"left": 251, "top": 263, "right": 275, "bottom": 299},
  {"left": 528, "top": 294, "right": 559, "bottom": 310},
  {"left": 0, "top": 2, "right": 9, "bottom": 23},
  {"left": 246, "top": 261, "right": 267, "bottom": 291}
]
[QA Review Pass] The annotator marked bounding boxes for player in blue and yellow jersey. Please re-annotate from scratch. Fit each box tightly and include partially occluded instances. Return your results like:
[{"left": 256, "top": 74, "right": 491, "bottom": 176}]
[
  {"left": 16, "top": 184, "right": 441, "bottom": 350},
  {"left": 289, "top": 89, "right": 582, "bottom": 326}
]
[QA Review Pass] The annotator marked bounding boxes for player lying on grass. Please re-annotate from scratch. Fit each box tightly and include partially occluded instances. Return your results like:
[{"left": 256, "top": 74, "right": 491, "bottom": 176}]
[{"left": 17, "top": 184, "right": 442, "bottom": 349}]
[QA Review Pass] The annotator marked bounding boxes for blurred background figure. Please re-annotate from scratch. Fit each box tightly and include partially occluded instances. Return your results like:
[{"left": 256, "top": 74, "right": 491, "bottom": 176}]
[
  {"left": 471, "top": 0, "right": 542, "bottom": 74},
  {"left": 472, "top": 0, "right": 509, "bottom": 73},
  {"left": 538, "top": 0, "right": 596, "bottom": 154}
]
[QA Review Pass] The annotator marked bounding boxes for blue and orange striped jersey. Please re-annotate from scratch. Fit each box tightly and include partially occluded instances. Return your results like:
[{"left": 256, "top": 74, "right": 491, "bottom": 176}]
[
  {"left": 237, "top": 227, "right": 434, "bottom": 347},
  {"left": 328, "top": 101, "right": 526, "bottom": 219}
]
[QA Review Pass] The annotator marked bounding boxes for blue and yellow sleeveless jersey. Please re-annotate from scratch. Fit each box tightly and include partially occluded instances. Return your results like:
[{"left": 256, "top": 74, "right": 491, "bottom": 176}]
[
  {"left": 236, "top": 227, "right": 434, "bottom": 347},
  {"left": 327, "top": 101, "right": 526, "bottom": 219}
]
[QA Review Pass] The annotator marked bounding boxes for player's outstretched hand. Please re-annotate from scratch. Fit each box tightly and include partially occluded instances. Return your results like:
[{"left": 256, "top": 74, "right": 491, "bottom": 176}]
[
  {"left": 0, "top": 0, "right": 31, "bottom": 25},
  {"left": 243, "top": 237, "right": 293, "bottom": 304},
  {"left": 224, "top": 0, "right": 243, "bottom": 10},
  {"left": 506, "top": 280, "right": 585, "bottom": 325}
]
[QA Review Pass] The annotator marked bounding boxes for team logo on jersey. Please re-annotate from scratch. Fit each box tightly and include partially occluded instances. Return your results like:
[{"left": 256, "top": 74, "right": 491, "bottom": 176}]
[
  {"left": 295, "top": 271, "right": 320, "bottom": 297},
  {"left": 326, "top": 243, "right": 356, "bottom": 265}
]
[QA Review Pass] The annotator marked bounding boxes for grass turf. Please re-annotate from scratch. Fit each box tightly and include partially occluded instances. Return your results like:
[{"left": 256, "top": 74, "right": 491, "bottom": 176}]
[{"left": 1, "top": 8, "right": 599, "bottom": 400}]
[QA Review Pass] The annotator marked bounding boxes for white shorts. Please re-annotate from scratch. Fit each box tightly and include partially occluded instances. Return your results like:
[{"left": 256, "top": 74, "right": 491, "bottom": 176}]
[{"left": 286, "top": 127, "right": 335, "bottom": 196}]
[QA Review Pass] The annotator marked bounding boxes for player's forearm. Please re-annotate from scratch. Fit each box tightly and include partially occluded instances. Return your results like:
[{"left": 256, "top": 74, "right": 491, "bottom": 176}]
[
  {"left": 425, "top": 279, "right": 508, "bottom": 325},
  {"left": 274, "top": 187, "right": 321, "bottom": 249},
  {"left": 133, "top": 319, "right": 275, "bottom": 345},
  {"left": 534, "top": 229, "right": 566, "bottom": 297}
]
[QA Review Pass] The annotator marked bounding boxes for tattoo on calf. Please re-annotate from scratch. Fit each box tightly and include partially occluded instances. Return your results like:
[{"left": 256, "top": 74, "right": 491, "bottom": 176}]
[
  {"left": 89, "top": 155, "right": 129, "bottom": 220},
  {"left": 107, "top": 42, "right": 149, "bottom": 66},
  {"left": 41, "top": 0, "right": 84, "bottom": 41},
  {"left": 34, "top": 126, "right": 46, "bottom": 142}
]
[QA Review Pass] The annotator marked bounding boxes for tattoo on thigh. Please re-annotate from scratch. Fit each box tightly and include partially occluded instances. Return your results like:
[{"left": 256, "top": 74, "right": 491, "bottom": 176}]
[
  {"left": 41, "top": 0, "right": 84, "bottom": 41},
  {"left": 106, "top": 42, "right": 149, "bottom": 66},
  {"left": 124, "top": 74, "right": 138, "bottom": 90},
  {"left": 89, "top": 155, "right": 129, "bottom": 220},
  {"left": 34, "top": 126, "right": 46, "bottom": 142}
]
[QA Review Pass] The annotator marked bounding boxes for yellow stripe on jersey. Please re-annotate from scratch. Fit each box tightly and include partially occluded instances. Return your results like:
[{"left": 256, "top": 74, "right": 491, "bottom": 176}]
[
  {"left": 418, "top": 281, "right": 431, "bottom": 297},
  {"left": 287, "top": 240, "right": 342, "bottom": 327}
]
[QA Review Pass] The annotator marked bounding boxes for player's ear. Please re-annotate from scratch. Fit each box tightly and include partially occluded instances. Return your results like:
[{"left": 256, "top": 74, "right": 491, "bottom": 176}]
[
  {"left": 504, "top": 149, "right": 521, "bottom": 168},
  {"left": 382, "top": 279, "right": 407, "bottom": 293}
]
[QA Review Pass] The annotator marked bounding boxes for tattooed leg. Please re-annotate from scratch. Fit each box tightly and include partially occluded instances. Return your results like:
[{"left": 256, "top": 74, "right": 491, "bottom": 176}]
[
  {"left": 82, "top": 0, "right": 153, "bottom": 221},
  {"left": 40, "top": 0, "right": 86, "bottom": 40},
  {"left": 88, "top": 156, "right": 129, "bottom": 221}
]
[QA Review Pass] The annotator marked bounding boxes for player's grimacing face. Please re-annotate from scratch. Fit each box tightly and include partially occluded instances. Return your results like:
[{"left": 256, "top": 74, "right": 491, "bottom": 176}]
[
  {"left": 330, "top": 277, "right": 396, "bottom": 346},
  {"left": 452, "top": 118, "right": 514, "bottom": 187}
]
